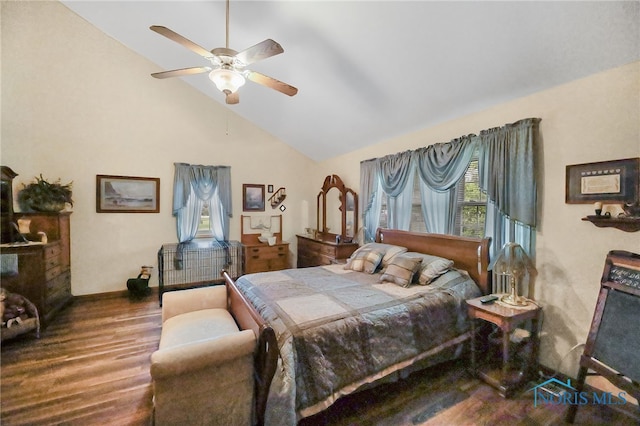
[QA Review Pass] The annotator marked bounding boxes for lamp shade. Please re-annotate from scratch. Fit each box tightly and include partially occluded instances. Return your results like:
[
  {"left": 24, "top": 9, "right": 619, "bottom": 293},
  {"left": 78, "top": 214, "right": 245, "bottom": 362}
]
[
  {"left": 491, "top": 242, "right": 535, "bottom": 278},
  {"left": 491, "top": 242, "right": 535, "bottom": 306},
  {"left": 209, "top": 68, "right": 246, "bottom": 94}
]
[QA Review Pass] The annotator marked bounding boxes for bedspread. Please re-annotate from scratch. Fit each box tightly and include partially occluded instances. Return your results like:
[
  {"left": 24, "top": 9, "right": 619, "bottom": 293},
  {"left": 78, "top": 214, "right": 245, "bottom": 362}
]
[{"left": 235, "top": 264, "right": 481, "bottom": 425}]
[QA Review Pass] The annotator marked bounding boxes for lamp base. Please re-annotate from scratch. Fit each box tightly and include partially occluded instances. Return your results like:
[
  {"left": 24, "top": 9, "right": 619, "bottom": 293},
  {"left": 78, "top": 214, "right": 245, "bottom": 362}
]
[{"left": 500, "top": 293, "right": 529, "bottom": 306}]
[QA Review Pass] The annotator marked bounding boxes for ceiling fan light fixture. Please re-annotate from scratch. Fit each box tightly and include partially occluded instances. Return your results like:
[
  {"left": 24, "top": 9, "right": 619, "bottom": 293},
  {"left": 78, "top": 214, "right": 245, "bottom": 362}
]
[{"left": 209, "top": 67, "right": 246, "bottom": 94}]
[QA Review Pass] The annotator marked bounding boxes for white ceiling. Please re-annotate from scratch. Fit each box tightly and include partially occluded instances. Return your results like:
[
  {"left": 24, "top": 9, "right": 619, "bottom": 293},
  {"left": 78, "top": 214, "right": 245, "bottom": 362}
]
[{"left": 60, "top": 1, "right": 639, "bottom": 162}]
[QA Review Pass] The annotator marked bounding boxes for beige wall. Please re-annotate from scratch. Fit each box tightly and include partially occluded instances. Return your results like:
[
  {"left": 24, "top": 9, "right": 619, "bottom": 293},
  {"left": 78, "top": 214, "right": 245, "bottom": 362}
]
[
  {"left": 1, "top": 1, "right": 316, "bottom": 295},
  {"left": 317, "top": 61, "right": 640, "bottom": 381},
  {"left": 3, "top": 0, "right": 640, "bottom": 387}
]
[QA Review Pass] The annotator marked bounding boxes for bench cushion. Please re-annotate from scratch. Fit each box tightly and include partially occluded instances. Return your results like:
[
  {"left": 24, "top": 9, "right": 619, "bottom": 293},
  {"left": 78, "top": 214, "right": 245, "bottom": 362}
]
[{"left": 159, "top": 308, "right": 239, "bottom": 350}]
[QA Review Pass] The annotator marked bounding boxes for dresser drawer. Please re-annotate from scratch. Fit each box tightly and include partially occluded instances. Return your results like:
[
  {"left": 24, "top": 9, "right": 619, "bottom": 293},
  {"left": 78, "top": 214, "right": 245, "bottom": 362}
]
[
  {"left": 44, "top": 243, "right": 62, "bottom": 260},
  {"left": 244, "top": 243, "right": 289, "bottom": 273}
]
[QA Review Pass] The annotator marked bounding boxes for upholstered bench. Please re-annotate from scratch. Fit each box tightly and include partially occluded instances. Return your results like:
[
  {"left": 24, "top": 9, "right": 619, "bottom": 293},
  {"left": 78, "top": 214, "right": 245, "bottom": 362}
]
[{"left": 151, "top": 285, "right": 256, "bottom": 426}]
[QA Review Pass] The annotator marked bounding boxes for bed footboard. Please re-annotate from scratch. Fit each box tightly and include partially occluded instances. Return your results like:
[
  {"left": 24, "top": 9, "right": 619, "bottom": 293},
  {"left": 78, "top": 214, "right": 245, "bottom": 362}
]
[{"left": 222, "top": 270, "right": 278, "bottom": 426}]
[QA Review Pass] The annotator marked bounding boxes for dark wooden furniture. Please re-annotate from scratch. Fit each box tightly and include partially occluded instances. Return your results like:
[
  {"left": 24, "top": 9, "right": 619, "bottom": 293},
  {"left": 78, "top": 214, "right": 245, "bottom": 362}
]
[
  {"left": 241, "top": 214, "right": 289, "bottom": 273},
  {"left": 565, "top": 250, "right": 640, "bottom": 423},
  {"left": 1, "top": 165, "right": 19, "bottom": 243},
  {"left": 316, "top": 174, "right": 358, "bottom": 244},
  {"left": 467, "top": 297, "right": 541, "bottom": 398},
  {"left": 222, "top": 270, "right": 277, "bottom": 426},
  {"left": 581, "top": 215, "right": 640, "bottom": 232},
  {"left": 296, "top": 233, "right": 358, "bottom": 267},
  {"left": 223, "top": 228, "right": 492, "bottom": 423},
  {"left": 1, "top": 212, "right": 72, "bottom": 327}
]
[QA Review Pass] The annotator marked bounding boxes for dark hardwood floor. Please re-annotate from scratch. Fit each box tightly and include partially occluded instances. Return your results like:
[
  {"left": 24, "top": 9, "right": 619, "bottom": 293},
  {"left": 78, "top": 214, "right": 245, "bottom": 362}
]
[{"left": 1, "top": 292, "right": 636, "bottom": 426}]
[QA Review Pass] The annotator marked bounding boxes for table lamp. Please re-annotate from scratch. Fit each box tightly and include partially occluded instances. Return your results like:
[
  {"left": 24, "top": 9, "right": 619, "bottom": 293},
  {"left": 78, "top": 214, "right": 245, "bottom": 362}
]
[{"left": 492, "top": 242, "right": 535, "bottom": 306}]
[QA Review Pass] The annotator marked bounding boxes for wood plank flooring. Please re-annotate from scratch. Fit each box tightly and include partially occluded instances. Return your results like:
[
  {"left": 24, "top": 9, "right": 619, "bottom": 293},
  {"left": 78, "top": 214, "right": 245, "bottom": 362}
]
[{"left": 1, "top": 293, "right": 636, "bottom": 425}]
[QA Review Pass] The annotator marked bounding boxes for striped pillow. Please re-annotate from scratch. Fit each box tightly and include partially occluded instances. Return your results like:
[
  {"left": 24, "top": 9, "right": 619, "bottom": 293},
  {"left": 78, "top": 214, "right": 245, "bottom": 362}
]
[
  {"left": 379, "top": 254, "right": 423, "bottom": 287},
  {"left": 404, "top": 253, "right": 454, "bottom": 285},
  {"left": 344, "top": 248, "right": 384, "bottom": 274}
]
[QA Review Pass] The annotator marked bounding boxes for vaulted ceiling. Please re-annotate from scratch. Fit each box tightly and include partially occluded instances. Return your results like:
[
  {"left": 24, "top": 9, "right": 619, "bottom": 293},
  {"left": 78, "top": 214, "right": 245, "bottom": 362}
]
[{"left": 61, "top": 1, "right": 639, "bottom": 162}]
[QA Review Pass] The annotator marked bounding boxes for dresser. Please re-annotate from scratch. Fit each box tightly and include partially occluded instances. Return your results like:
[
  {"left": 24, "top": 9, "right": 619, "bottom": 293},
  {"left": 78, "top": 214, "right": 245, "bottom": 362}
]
[
  {"left": 297, "top": 234, "right": 359, "bottom": 267},
  {"left": 0, "top": 212, "right": 72, "bottom": 327},
  {"left": 243, "top": 243, "right": 289, "bottom": 274}
]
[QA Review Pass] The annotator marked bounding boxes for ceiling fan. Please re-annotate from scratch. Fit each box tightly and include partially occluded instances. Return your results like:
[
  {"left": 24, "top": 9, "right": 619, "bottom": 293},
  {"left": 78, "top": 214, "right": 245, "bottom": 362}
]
[{"left": 150, "top": 0, "right": 298, "bottom": 105}]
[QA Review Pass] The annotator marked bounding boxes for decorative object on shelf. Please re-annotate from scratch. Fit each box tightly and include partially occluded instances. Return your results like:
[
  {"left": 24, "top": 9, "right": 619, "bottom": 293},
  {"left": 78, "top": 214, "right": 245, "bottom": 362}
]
[
  {"left": 18, "top": 174, "right": 73, "bottom": 212},
  {"left": 96, "top": 175, "right": 160, "bottom": 213},
  {"left": 242, "top": 184, "right": 265, "bottom": 212},
  {"left": 623, "top": 201, "right": 640, "bottom": 218},
  {"left": 565, "top": 157, "right": 639, "bottom": 204},
  {"left": 268, "top": 187, "right": 286, "bottom": 209},
  {"left": 594, "top": 202, "right": 603, "bottom": 216},
  {"left": 491, "top": 242, "right": 536, "bottom": 307}
]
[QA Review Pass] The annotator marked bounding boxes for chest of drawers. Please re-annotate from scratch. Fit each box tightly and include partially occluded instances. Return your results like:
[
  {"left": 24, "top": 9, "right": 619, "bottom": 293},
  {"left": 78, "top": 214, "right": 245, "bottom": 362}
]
[
  {"left": 296, "top": 234, "right": 359, "bottom": 267},
  {"left": 243, "top": 243, "right": 289, "bottom": 274},
  {"left": 1, "top": 212, "right": 72, "bottom": 327}
]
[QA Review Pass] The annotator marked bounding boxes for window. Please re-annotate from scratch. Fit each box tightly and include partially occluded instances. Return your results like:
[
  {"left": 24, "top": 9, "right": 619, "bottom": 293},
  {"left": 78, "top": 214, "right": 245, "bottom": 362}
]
[
  {"left": 197, "top": 203, "right": 212, "bottom": 237},
  {"left": 455, "top": 159, "right": 487, "bottom": 238},
  {"left": 378, "top": 157, "right": 486, "bottom": 237}
]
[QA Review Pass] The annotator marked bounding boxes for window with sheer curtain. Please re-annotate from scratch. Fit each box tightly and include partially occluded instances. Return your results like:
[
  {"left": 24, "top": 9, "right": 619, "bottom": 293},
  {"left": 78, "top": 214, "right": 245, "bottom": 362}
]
[
  {"left": 361, "top": 118, "right": 540, "bottom": 259},
  {"left": 172, "top": 163, "right": 232, "bottom": 243}
]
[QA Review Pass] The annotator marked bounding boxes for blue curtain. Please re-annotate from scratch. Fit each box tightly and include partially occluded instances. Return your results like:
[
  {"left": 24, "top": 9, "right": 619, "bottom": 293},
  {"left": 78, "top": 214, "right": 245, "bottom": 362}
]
[
  {"left": 359, "top": 118, "right": 540, "bottom": 261},
  {"left": 360, "top": 159, "right": 381, "bottom": 242},
  {"left": 172, "top": 163, "right": 232, "bottom": 243},
  {"left": 415, "top": 136, "right": 478, "bottom": 233},
  {"left": 478, "top": 118, "right": 539, "bottom": 259}
]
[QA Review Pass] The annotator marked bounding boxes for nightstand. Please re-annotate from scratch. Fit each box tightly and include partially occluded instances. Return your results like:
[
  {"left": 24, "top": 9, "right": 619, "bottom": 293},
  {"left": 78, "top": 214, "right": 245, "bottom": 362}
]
[{"left": 466, "top": 296, "right": 541, "bottom": 397}]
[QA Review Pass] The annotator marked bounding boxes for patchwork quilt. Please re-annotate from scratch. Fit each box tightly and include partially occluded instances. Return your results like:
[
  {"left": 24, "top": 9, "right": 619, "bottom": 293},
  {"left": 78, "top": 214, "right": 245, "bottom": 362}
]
[{"left": 235, "top": 264, "right": 481, "bottom": 424}]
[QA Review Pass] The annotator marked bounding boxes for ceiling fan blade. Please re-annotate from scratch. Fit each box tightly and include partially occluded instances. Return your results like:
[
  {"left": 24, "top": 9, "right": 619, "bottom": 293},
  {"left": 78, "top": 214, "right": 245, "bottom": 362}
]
[
  {"left": 246, "top": 71, "right": 298, "bottom": 97},
  {"left": 235, "top": 39, "right": 284, "bottom": 66},
  {"left": 225, "top": 91, "right": 239, "bottom": 105},
  {"left": 150, "top": 25, "right": 214, "bottom": 59},
  {"left": 151, "top": 66, "right": 212, "bottom": 79}
]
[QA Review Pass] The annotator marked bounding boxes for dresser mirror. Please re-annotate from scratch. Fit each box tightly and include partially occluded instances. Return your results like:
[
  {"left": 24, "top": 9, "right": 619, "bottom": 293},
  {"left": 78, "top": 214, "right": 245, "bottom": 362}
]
[{"left": 316, "top": 175, "right": 358, "bottom": 243}]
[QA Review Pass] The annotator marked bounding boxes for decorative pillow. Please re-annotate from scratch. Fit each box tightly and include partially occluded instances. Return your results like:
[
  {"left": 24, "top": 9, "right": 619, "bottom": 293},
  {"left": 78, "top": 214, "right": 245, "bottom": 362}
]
[
  {"left": 348, "top": 243, "right": 408, "bottom": 269},
  {"left": 404, "top": 252, "right": 454, "bottom": 285},
  {"left": 344, "top": 247, "right": 384, "bottom": 274},
  {"left": 379, "top": 254, "right": 423, "bottom": 288}
]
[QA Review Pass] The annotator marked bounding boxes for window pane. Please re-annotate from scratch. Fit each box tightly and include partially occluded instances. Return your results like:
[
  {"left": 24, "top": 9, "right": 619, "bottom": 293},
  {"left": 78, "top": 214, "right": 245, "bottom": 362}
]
[{"left": 197, "top": 203, "right": 212, "bottom": 236}]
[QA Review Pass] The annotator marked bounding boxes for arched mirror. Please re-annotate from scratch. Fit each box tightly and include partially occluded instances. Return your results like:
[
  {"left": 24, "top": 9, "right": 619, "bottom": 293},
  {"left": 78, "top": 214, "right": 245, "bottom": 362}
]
[{"left": 317, "top": 175, "right": 358, "bottom": 243}]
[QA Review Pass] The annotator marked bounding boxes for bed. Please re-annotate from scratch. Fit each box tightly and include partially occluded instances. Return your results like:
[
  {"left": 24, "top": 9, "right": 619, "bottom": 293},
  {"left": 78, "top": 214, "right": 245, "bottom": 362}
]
[{"left": 222, "top": 228, "right": 491, "bottom": 425}]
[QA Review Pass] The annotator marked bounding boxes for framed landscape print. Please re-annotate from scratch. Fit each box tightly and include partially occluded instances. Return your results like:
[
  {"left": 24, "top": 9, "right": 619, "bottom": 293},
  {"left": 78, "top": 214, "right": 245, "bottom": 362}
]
[
  {"left": 96, "top": 175, "right": 160, "bottom": 213},
  {"left": 243, "top": 184, "right": 265, "bottom": 211}
]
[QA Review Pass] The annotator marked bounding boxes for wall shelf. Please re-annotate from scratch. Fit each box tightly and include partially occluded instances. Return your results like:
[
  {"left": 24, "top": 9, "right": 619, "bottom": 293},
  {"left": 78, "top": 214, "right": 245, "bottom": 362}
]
[{"left": 582, "top": 216, "right": 640, "bottom": 232}]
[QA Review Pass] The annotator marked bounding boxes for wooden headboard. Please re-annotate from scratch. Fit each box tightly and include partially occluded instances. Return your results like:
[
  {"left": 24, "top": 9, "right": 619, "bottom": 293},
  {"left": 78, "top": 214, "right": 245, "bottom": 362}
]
[{"left": 375, "top": 228, "right": 492, "bottom": 295}]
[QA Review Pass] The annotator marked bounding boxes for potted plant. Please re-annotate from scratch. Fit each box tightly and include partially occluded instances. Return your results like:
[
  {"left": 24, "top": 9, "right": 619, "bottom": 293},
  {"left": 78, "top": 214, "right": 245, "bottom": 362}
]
[{"left": 18, "top": 174, "right": 73, "bottom": 212}]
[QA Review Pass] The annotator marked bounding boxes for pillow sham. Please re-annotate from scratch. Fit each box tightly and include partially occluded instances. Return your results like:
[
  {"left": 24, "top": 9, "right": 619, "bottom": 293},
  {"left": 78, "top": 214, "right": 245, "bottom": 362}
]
[
  {"left": 349, "top": 243, "right": 408, "bottom": 269},
  {"left": 344, "top": 247, "right": 384, "bottom": 274},
  {"left": 379, "top": 254, "right": 423, "bottom": 288},
  {"left": 404, "top": 252, "right": 454, "bottom": 285}
]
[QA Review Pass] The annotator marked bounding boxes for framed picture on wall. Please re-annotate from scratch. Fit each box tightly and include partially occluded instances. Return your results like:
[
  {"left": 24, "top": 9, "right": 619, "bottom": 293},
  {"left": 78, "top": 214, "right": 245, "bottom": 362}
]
[
  {"left": 566, "top": 158, "right": 639, "bottom": 204},
  {"left": 96, "top": 175, "right": 160, "bottom": 213},
  {"left": 243, "top": 184, "right": 265, "bottom": 211}
]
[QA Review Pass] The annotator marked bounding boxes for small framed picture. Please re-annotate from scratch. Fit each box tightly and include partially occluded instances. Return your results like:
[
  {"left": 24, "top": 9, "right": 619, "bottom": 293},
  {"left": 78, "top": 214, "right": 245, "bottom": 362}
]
[
  {"left": 566, "top": 158, "right": 639, "bottom": 204},
  {"left": 243, "top": 184, "right": 265, "bottom": 211},
  {"left": 96, "top": 175, "right": 160, "bottom": 213},
  {"left": 267, "top": 184, "right": 274, "bottom": 193}
]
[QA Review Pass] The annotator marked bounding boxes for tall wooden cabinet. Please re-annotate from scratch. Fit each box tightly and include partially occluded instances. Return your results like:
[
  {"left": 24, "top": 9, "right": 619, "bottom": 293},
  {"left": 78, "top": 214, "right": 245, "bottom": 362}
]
[{"left": 1, "top": 212, "right": 72, "bottom": 327}]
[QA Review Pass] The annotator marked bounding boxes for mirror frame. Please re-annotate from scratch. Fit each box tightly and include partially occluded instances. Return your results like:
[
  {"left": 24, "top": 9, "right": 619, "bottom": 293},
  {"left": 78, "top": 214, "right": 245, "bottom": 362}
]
[{"left": 316, "top": 175, "right": 358, "bottom": 243}]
